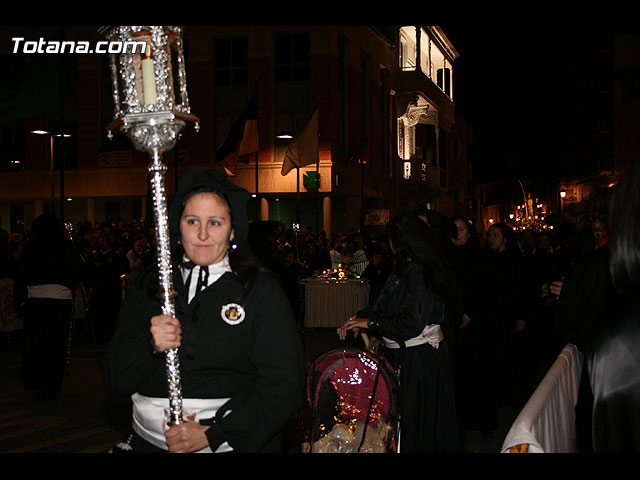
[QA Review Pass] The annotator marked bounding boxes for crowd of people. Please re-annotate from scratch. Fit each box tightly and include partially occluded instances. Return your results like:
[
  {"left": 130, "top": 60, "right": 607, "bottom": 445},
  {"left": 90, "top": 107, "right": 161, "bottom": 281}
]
[{"left": 1, "top": 162, "right": 639, "bottom": 452}]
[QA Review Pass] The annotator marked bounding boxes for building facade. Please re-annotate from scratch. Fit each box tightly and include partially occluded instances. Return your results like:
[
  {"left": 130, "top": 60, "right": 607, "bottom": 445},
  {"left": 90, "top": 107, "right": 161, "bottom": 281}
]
[{"left": 0, "top": 26, "right": 472, "bottom": 238}]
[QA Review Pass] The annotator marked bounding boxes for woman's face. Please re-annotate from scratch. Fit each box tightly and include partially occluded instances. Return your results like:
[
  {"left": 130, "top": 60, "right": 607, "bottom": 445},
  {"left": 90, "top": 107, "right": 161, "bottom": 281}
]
[
  {"left": 452, "top": 219, "right": 470, "bottom": 247},
  {"left": 133, "top": 238, "right": 145, "bottom": 255},
  {"left": 180, "top": 192, "right": 234, "bottom": 266},
  {"left": 487, "top": 227, "right": 506, "bottom": 252}
]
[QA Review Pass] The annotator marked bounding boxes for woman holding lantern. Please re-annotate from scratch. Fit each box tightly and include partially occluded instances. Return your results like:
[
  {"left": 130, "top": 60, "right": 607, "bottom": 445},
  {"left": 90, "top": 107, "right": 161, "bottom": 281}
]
[{"left": 103, "top": 168, "right": 305, "bottom": 453}]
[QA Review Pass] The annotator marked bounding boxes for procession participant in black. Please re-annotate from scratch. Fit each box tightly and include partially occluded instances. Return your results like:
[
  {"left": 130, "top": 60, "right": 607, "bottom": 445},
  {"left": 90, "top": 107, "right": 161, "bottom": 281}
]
[
  {"left": 14, "top": 214, "right": 83, "bottom": 399},
  {"left": 103, "top": 168, "right": 305, "bottom": 453},
  {"left": 338, "top": 212, "right": 461, "bottom": 453}
]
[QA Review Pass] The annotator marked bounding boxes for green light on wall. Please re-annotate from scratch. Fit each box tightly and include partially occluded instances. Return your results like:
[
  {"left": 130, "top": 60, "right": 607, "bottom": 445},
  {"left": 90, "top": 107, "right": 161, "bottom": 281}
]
[{"left": 303, "top": 171, "right": 320, "bottom": 189}]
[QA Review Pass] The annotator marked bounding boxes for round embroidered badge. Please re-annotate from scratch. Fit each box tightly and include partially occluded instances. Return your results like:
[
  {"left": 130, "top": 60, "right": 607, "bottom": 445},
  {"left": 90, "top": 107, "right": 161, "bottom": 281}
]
[{"left": 221, "top": 303, "right": 245, "bottom": 325}]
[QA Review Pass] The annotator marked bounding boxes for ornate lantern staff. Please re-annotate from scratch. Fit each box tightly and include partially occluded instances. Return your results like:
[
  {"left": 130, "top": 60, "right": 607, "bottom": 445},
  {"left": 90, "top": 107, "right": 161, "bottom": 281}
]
[{"left": 101, "top": 26, "right": 200, "bottom": 427}]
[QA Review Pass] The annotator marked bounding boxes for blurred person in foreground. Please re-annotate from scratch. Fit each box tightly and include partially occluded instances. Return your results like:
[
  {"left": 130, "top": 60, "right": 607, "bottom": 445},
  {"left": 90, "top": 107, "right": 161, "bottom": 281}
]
[
  {"left": 102, "top": 168, "right": 305, "bottom": 453},
  {"left": 587, "top": 163, "right": 640, "bottom": 452}
]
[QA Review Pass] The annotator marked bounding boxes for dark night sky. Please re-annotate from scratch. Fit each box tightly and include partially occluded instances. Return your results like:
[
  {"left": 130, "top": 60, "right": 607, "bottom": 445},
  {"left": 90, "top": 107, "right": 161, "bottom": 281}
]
[
  {"left": 441, "top": 25, "right": 597, "bottom": 184},
  {"left": 440, "top": 21, "right": 640, "bottom": 185}
]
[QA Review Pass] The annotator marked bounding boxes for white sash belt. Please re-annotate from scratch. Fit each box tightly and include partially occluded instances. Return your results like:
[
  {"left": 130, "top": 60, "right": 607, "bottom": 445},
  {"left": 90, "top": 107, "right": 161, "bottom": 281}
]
[
  {"left": 131, "top": 392, "right": 232, "bottom": 453},
  {"left": 383, "top": 324, "right": 444, "bottom": 349},
  {"left": 27, "top": 284, "right": 72, "bottom": 300}
]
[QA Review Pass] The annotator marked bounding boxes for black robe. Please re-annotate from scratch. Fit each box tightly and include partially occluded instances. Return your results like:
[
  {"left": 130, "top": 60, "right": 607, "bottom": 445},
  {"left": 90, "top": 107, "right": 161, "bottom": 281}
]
[
  {"left": 451, "top": 243, "right": 499, "bottom": 432},
  {"left": 359, "top": 261, "right": 461, "bottom": 453},
  {"left": 14, "top": 236, "right": 82, "bottom": 397},
  {"left": 102, "top": 266, "right": 306, "bottom": 453}
]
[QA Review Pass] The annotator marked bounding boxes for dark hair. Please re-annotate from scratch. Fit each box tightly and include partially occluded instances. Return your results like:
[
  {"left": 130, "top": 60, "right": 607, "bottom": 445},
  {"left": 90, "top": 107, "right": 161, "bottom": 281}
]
[
  {"left": 451, "top": 215, "right": 479, "bottom": 249},
  {"left": 608, "top": 164, "right": 640, "bottom": 294},
  {"left": 488, "top": 222, "right": 518, "bottom": 252},
  {"left": 29, "top": 214, "right": 65, "bottom": 251}
]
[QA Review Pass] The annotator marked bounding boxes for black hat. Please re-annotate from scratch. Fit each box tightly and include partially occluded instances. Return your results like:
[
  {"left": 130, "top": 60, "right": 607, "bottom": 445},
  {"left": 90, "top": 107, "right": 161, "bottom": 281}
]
[{"left": 169, "top": 168, "right": 251, "bottom": 251}]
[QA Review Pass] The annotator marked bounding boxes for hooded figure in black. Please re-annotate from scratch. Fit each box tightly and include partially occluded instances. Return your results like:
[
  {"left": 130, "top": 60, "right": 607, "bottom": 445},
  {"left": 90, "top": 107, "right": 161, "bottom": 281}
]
[
  {"left": 14, "top": 214, "right": 83, "bottom": 399},
  {"left": 338, "top": 212, "right": 462, "bottom": 453},
  {"left": 103, "top": 168, "right": 305, "bottom": 453}
]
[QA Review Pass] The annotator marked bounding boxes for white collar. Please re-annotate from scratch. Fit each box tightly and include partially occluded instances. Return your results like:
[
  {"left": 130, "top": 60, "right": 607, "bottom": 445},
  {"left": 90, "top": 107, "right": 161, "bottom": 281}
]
[{"left": 181, "top": 254, "right": 232, "bottom": 302}]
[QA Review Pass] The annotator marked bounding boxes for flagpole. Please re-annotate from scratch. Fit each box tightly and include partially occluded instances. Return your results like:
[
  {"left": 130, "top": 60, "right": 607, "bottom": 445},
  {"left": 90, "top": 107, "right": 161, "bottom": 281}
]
[
  {"left": 255, "top": 150, "right": 259, "bottom": 220},
  {"left": 296, "top": 166, "right": 300, "bottom": 225},
  {"left": 296, "top": 166, "right": 300, "bottom": 262},
  {"left": 280, "top": 107, "right": 318, "bottom": 241},
  {"left": 315, "top": 155, "right": 319, "bottom": 236},
  {"left": 254, "top": 79, "right": 259, "bottom": 221},
  {"left": 315, "top": 100, "right": 320, "bottom": 236}
]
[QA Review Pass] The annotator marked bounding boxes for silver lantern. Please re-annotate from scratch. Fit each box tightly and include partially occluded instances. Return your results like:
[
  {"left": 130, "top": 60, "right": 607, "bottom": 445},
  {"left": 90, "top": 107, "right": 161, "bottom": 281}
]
[{"left": 101, "top": 25, "right": 200, "bottom": 427}]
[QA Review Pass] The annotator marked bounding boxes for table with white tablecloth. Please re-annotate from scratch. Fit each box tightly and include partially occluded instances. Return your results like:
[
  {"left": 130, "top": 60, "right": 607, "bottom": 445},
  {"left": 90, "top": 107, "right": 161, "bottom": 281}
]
[{"left": 302, "top": 278, "right": 370, "bottom": 328}]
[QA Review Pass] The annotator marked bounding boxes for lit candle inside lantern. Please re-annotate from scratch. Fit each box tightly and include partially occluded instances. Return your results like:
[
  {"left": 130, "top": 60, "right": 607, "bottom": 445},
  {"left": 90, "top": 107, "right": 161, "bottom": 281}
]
[{"left": 141, "top": 47, "right": 157, "bottom": 105}]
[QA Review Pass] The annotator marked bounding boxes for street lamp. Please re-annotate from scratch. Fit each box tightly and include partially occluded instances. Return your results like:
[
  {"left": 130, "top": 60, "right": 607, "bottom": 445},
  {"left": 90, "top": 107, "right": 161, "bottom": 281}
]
[
  {"left": 559, "top": 188, "right": 567, "bottom": 221},
  {"left": 30, "top": 128, "right": 73, "bottom": 218}
]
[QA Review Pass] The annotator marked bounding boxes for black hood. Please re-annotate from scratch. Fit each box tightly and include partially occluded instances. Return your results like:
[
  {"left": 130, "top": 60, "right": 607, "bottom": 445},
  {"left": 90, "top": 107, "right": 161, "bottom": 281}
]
[
  {"left": 388, "top": 211, "right": 461, "bottom": 314},
  {"left": 168, "top": 168, "right": 251, "bottom": 252}
]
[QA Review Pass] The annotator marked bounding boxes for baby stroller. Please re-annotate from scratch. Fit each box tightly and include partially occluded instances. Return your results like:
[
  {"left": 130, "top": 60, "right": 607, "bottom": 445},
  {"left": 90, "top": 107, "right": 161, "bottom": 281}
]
[{"left": 303, "top": 347, "right": 400, "bottom": 453}]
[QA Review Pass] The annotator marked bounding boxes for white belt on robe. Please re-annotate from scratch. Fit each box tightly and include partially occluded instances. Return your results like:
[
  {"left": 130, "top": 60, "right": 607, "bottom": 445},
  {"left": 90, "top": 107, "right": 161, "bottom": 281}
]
[
  {"left": 383, "top": 324, "right": 444, "bottom": 349},
  {"left": 131, "top": 392, "right": 232, "bottom": 452},
  {"left": 27, "top": 284, "right": 72, "bottom": 300}
]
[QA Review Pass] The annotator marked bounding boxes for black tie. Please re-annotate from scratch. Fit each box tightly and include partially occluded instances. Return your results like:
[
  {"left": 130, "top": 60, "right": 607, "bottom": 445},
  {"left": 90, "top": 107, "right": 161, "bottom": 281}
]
[
  {"left": 195, "top": 265, "right": 209, "bottom": 294},
  {"left": 182, "top": 260, "right": 208, "bottom": 299}
]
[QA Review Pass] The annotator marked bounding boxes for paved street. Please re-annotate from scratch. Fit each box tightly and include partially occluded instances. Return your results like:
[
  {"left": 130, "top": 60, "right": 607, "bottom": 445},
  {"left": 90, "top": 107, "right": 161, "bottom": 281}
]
[
  {"left": 0, "top": 328, "right": 515, "bottom": 454},
  {"left": 0, "top": 332, "right": 131, "bottom": 454}
]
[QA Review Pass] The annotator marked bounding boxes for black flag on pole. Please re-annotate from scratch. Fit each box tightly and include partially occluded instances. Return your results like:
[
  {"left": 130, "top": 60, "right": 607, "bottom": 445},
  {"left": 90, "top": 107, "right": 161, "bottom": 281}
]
[{"left": 215, "top": 89, "right": 259, "bottom": 176}]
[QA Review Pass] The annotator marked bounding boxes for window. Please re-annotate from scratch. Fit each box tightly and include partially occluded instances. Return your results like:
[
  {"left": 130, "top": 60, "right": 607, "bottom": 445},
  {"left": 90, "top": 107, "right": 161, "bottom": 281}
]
[
  {"left": 415, "top": 123, "right": 437, "bottom": 168},
  {"left": 275, "top": 31, "right": 310, "bottom": 82},
  {"left": 437, "top": 68, "right": 451, "bottom": 97},
  {"left": 399, "top": 27, "right": 416, "bottom": 71},
  {"left": 399, "top": 26, "right": 429, "bottom": 77},
  {"left": 274, "top": 31, "right": 311, "bottom": 162},
  {"left": 0, "top": 126, "right": 26, "bottom": 171},
  {"left": 214, "top": 36, "right": 248, "bottom": 86}
]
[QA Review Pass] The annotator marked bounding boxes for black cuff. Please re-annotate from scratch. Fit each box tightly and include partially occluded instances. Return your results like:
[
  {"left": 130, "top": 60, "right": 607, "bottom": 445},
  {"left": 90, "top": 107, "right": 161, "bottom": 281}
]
[
  {"left": 199, "top": 417, "right": 225, "bottom": 452},
  {"left": 366, "top": 318, "right": 381, "bottom": 334}
]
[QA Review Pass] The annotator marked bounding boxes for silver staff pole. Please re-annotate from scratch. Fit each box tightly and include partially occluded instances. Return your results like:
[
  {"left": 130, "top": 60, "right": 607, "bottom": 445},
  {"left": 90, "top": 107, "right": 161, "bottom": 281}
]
[
  {"left": 101, "top": 26, "right": 199, "bottom": 427},
  {"left": 149, "top": 149, "right": 183, "bottom": 425}
]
